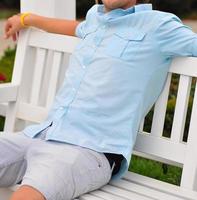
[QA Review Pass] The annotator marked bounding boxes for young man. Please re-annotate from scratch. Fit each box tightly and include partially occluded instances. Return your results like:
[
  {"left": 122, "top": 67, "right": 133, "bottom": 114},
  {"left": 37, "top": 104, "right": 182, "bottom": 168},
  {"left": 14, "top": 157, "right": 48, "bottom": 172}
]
[{"left": 2, "top": 0, "right": 197, "bottom": 200}]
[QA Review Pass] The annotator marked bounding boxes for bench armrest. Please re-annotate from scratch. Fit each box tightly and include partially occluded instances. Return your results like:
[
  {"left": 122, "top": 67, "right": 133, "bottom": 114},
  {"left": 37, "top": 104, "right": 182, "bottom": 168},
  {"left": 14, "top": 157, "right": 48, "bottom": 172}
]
[{"left": 0, "top": 83, "right": 19, "bottom": 103}]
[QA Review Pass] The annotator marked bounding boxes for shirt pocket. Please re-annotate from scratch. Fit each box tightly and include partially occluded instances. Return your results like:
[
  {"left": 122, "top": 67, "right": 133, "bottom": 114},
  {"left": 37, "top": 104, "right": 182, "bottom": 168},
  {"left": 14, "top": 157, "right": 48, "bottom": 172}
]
[
  {"left": 102, "top": 29, "right": 146, "bottom": 61},
  {"left": 75, "top": 25, "right": 99, "bottom": 51}
]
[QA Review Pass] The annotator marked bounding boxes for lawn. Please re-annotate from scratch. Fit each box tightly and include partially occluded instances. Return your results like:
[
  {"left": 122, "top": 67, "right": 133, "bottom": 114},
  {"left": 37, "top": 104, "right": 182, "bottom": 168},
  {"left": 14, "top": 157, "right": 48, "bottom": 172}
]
[{"left": 129, "top": 155, "right": 182, "bottom": 186}]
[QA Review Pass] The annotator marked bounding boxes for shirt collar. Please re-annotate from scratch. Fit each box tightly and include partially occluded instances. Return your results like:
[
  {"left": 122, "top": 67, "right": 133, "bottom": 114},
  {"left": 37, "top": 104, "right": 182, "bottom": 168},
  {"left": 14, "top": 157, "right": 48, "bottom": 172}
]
[
  {"left": 97, "top": 3, "right": 152, "bottom": 19},
  {"left": 135, "top": 3, "right": 153, "bottom": 12}
]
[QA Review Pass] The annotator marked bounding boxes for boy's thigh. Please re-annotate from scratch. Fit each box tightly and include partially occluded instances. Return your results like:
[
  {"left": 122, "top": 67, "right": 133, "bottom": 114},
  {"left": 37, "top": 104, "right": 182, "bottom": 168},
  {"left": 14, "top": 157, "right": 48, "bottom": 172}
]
[
  {"left": 0, "top": 131, "right": 35, "bottom": 186},
  {"left": 0, "top": 131, "right": 35, "bottom": 158},
  {"left": 21, "top": 141, "right": 113, "bottom": 200},
  {"left": 71, "top": 145, "right": 113, "bottom": 199},
  {"left": 0, "top": 131, "right": 33, "bottom": 150}
]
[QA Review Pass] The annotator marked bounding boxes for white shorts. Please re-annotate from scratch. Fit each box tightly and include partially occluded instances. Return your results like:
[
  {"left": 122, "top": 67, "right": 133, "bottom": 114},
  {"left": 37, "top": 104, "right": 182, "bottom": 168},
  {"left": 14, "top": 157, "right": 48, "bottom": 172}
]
[{"left": 0, "top": 129, "right": 114, "bottom": 200}]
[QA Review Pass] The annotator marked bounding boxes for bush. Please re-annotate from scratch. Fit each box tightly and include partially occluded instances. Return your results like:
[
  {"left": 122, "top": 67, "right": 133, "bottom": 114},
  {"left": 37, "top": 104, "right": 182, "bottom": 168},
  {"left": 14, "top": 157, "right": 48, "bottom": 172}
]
[
  {"left": 0, "top": 47, "right": 16, "bottom": 83},
  {"left": 0, "top": 47, "right": 16, "bottom": 131}
]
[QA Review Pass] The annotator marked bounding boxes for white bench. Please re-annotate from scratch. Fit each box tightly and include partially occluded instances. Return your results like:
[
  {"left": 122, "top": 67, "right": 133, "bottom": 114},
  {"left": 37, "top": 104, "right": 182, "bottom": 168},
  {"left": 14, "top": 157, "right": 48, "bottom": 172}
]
[{"left": 0, "top": 28, "right": 197, "bottom": 200}]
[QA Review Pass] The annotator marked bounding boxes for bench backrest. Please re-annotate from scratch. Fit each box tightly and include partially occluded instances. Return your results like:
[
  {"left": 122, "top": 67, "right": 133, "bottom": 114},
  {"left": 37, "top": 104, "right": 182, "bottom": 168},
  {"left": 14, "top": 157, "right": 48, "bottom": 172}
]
[{"left": 3, "top": 28, "right": 197, "bottom": 191}]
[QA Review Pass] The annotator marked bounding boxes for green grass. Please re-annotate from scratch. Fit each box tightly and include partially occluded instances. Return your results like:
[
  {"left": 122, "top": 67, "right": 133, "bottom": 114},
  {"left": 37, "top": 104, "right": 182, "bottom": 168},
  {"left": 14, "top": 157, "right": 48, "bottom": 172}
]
[
  {"left": 129, "top": 155, "right": 182, "bottom": 186},
  {"left": 0, "top": 9, "right": 19, "bottom": 19}
]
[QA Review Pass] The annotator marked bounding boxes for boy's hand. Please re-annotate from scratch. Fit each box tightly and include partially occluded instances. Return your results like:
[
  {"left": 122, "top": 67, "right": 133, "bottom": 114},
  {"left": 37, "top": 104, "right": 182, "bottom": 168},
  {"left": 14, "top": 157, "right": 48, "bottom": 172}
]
[{"left": 4, "top": 14, "right": 24, "bottom": 41}]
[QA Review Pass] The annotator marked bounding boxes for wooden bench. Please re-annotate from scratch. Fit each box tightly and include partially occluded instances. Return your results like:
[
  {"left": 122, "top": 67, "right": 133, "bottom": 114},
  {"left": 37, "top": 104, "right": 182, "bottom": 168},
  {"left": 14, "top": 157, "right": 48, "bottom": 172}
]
[{"left": 0, "top": 28, "right": 197, "bottom": 200}]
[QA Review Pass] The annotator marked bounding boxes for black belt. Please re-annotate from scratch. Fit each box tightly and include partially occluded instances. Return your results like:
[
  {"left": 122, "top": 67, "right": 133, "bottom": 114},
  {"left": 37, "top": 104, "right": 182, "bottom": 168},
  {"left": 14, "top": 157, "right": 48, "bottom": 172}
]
[{"left": 104, "top": 153, "right": 124, "bottom": 175}]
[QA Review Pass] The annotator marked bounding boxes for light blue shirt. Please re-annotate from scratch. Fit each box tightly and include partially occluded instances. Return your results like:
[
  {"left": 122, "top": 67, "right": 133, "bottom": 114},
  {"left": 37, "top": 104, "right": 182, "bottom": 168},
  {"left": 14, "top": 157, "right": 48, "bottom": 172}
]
[{"left": 23, "top": 3, "right": 197, "bottom": 180}]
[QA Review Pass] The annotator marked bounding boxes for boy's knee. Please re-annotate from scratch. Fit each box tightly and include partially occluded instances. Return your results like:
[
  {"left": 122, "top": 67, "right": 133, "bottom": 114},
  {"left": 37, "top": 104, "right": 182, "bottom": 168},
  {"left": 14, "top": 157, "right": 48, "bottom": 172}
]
[{"left": 9, "top": 185, "right": 46, "bottom": 200}]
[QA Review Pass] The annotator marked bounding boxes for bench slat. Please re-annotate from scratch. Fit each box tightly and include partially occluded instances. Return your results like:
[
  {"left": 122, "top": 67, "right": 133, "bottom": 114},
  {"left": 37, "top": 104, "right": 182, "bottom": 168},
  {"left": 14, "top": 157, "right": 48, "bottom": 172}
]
[
  {"left": 17, "top": 102, "right": 48, "bottom": 123},
  {"left": 100, "top": 184, "right": 154, "bottom": 200},
  {"left": 151, "top": 73, "right": 172, "bottom": 137},
  {"left": 170, "top": 57, "right": 197, "bottom": 77},
  {"left": 0, "top": 83, "right": 19, "bottom": 103},
  {"left": 134, "top": 132, "right": 186, "bottom": 164},
  {"left": 139, "top": 117, "right": 145, "bottom": 132},
  {"left": 28, "top": 29, "right": 79, "bottom": 53},
  {"left": 123, "top": 172, "right": 197, "bottom": 200},
  {"left": 46, "top": 51, "right": 62, "bottom": 108},
  {"left": 30, "top": 48, "right": 46, "bottom": 105},
  {"left": 109, "top": 179, "right": 193, "bottom": 200},
  {"left": 79, "top": 194, "right": 106, "bottom": 200},
  {"left": 171, "top": 75, "right": 192, "bottom": 143},
  {"left": 0, "top": 103, "right": 7, "bottom": 116},
  {"left": 180, "top": 80, "right": 197, "bottom": 189},
  {"left": 89, "top": 190, "right": 128, "bottom": 200}
]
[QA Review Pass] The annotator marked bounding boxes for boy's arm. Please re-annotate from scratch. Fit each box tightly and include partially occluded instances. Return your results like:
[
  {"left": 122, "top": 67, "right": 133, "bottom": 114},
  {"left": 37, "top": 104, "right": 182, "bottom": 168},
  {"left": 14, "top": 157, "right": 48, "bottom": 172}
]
[
  {"left": 25, "top": 14, "right": 80, "bottom": 36},
  {"left": 155, "top": 14, "right": 197, "bottom": 58},
  {"left": 4, "top": 13, "right": 80, "bottom": 41}
]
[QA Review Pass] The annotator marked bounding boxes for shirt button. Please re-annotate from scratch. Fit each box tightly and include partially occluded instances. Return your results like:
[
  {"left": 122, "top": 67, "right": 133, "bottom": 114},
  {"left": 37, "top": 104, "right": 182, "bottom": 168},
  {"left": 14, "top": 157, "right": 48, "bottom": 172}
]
[
  {"left": 59, "top": 107, "right": 64, "bottom": 110},
  {"left": 82, "top": 65, "right": 86, "bottom": 69}
]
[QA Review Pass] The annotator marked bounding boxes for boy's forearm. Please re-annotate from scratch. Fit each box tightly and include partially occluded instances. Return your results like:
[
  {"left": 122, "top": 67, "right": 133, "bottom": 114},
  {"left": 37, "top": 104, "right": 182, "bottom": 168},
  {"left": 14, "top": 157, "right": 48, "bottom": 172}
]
[{"left": 25, "top": 14, "right": 80, "bottom": 37}]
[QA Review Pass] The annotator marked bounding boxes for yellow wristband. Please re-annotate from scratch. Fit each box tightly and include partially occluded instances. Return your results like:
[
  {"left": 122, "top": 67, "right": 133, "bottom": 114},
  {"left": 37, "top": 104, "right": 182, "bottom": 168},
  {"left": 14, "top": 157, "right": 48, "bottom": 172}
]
[{"left": 20, "top": 12, "right": 31, "bottom": 27}]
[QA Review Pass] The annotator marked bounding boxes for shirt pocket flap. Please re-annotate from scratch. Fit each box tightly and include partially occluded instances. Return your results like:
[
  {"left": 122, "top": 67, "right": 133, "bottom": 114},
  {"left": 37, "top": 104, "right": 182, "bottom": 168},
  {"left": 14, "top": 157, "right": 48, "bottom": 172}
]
[{"left": 115, "top": 29, "right": 146, "bottom": 41}]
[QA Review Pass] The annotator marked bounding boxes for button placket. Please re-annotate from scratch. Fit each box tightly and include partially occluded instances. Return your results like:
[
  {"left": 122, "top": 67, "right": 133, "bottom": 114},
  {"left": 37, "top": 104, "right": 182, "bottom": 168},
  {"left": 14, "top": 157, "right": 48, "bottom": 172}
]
[
  {"left": 46, "top": 39, "right": 96, "bottom": 137},
  {"left": 52, "top": 78, "right": 81, "bottom": 122}
]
